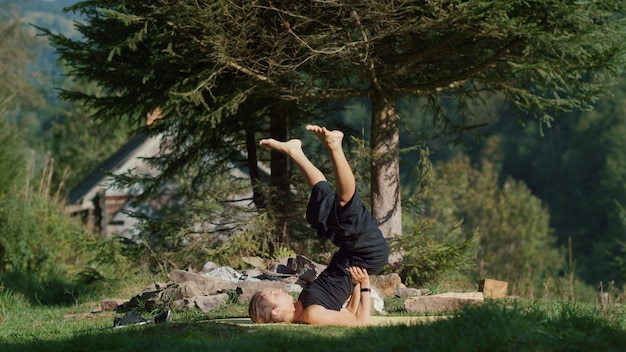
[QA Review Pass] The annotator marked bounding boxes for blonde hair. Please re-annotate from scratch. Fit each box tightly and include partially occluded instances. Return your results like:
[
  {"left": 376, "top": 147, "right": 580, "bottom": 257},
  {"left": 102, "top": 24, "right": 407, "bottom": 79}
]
[{"left": 248, "top": 290, "right": 282, "bottom": 323}]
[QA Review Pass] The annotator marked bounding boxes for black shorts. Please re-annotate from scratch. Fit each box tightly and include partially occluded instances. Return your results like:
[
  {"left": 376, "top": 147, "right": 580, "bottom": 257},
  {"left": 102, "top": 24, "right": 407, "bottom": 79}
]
[{"left": 305, "top": 181, "right": 389, "bottom": 275}]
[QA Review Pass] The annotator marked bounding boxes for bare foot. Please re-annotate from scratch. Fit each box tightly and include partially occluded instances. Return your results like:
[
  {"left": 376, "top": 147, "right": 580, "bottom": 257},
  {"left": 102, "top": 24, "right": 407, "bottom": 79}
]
[
  {"left": 259, "top": 138, "right": 303, "bottom": 156},
  {"left": 305, "top": 124, "right": 344, "bottom": 151}
]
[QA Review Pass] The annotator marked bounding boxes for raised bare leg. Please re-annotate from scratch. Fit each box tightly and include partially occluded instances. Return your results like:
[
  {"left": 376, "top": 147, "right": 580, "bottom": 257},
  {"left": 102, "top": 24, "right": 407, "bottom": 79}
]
[
  {"left": 259, "top": 138, "right": 325, "bottom": 189},
  {"left": 305, "top": 124, "right": 355, "bottom": 207}
]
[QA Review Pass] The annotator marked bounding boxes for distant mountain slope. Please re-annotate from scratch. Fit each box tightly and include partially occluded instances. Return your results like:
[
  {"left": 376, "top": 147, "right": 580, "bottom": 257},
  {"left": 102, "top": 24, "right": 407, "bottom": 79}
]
[
  {"left": 3, "top": 0, "right": 81, "bottom": 38},
  {"left": 0, "top": 0, "right": 84, "bottom": 85}
]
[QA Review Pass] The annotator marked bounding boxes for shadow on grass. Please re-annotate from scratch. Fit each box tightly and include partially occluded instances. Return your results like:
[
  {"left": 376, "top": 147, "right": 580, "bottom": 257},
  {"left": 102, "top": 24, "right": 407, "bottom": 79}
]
[
  {"left": 3, "top": 301, "right": 626, "bottom": 352},
  {"left": 0, "top": 270, "right": 93, "bottom": 306}
]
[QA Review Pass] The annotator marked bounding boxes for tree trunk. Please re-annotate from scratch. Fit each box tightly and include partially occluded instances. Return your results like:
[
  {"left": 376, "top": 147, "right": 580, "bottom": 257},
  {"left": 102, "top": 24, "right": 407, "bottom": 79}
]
[
  {"left": 269, "top": 108, "right": 290, "bottom": 246},
  {"left": 245, "top": 127, "right": 265, "bottom": 210},
  {"left": 370, "top": 92, "right": 402, "bottom": 239}
]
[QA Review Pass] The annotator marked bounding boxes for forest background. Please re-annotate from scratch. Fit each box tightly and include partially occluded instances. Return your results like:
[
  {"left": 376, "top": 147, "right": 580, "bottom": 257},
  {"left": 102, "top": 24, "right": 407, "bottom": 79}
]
[{"left": 1, "top": 0, "right": 626, "bottom": 306}]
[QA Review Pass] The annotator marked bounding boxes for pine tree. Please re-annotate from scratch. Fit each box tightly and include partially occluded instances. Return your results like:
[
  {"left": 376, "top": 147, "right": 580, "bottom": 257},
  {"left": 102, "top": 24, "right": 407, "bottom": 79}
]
[
  {"left": 179, "top": 0, "right": 626, "bottom": 239},
  {"left": 41, "top": 1, "right": 626, "bottom": 244},
  {"left": 0, "top": 12, "right": 44, "bottom": 116}
]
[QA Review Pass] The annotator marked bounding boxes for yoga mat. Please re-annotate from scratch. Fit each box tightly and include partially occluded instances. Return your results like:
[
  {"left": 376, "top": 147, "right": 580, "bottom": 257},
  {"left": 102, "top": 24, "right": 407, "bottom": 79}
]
[{"left": 210, "top": 315, "right": 449, "bottom": 327}]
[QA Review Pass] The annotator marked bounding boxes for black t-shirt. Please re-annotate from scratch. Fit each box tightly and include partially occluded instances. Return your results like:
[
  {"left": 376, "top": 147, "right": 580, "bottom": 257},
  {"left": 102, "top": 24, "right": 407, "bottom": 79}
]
[
  {"left": 298, "top": 181, "right": 389, "bottom": 311},
  {"left": 298, "top": 264, "right": 353, "bottom": 311}
]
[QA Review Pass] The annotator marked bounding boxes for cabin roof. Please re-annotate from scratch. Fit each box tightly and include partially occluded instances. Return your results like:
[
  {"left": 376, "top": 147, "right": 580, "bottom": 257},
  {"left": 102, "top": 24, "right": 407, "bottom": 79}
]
[{"left": 67, "top": 133, "right": 151, "bottom": 204}]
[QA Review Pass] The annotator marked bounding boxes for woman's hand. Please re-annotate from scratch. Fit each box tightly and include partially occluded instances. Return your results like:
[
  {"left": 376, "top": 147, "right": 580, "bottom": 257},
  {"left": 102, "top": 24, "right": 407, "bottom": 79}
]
[
  {"left": 346, "top": 266, "right": 373, "bottom": 325},
  {"left": 348, "top": 266, "right": 370, "bottom": 286}
]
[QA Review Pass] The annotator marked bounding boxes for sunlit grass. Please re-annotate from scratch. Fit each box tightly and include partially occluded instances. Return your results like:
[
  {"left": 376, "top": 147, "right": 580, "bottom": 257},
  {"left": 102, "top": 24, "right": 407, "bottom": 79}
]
[{"left": 2, "top": 288, "right": 626, "bottom": 352}]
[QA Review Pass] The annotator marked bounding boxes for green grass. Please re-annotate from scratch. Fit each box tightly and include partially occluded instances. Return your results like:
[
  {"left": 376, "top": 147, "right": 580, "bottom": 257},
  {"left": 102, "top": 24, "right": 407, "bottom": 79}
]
[{"left": 2, "top": 292, "right": 626, "bottom": 352}]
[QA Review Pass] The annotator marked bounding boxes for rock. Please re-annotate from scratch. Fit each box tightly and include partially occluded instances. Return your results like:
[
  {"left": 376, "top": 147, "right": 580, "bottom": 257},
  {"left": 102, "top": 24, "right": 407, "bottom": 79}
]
[
  {"left": 121, "top": 284, "right": 164, "bottom": 310},
  {"left": 281, "top": 255, "right": 326, "bottom": 284},
  {"left": 120, "top": 266, "right": 492, "bottom": 318},
  {"left": 387, "top": 251, "right": 403, "bottom": 266},
  {"left": 241, "top": 256, "right": 266, "bottom": 269},
  {"left": 169, "top": 299, "right": 187, "bottom": 310},
  {"left": 236, "top": 294, "right": 251, "bottom": 305},
  {"left": 269, "top": 258, "right": 296, "bottom": 274},
  {"left": 435, "top": 291, "right": 484, "bottom": 300},
  {"left": 201, "top": 261, "right": 218, "bottom": 273},
  {"left": 92, "top": 299, "right": 129, "bottom": 313},
  {"left": 240, "top": 269, "right": 264, "bottom": 279},
  {"left": 195, "top": 293, "right": 229, "bottom": 313},
  {"left": 279, "top": 275, "right": 300, "bottom": 285},
  {"left": 203, "top": 267, "right": 242, "bottom": 282},
  {"left": 258, "top": 270, "right": 295, "bottom": 281},
  {"left": 404, "top": 292, "right": 484, "bottom": 313},
  {"left": 296, "top": 269, "right": 318, "bottom": 284},
  {"left": 168, "top": 269, "right": 237, "bottom": 294},
  {"left": 285, "top": 255, "right": 327, "bottom": 275},
  {"left": 139, "top": 282, "right": 169, "bottom": 295},
  {"left": 285, "top": 283, "right": 304, "bottom": 294},
  {"left": 171, "top": 296, "right": 205, "bottom": 310},
  {"left": 237, "top": 279, "right": 288, "bottom": 296},
  {"left": 478, "top": 279, "right": 508, "bottom": 299},
  {"left": 157, "top": 281, "right": 204, "bottom": 303},
  {"left": 394, "top": 287, "right": 428, "bottom": 298},
  {"left": 370, "top": 273, "right": 405, "bottom": 297},
  {"left": 236, "top": 279, "right": 289, "bottom": 304}
]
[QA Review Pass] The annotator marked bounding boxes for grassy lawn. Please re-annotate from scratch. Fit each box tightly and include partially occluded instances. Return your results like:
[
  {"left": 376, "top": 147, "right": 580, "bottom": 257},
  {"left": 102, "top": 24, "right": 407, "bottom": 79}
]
[{"left": 2, "top": 293, "right": 626, "bottom": 352}]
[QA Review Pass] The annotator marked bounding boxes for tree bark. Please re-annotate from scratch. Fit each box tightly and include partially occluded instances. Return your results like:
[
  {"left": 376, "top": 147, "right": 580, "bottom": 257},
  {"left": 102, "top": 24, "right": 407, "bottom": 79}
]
[
  {"left": 245, "top": 127, "right": 265, "bottom": 210},
  {"left": 370, "top": 92, "right": 402, "bottom": 239},
  {"left": 269, "top": 107, "right": 290, "bottom": 246}
]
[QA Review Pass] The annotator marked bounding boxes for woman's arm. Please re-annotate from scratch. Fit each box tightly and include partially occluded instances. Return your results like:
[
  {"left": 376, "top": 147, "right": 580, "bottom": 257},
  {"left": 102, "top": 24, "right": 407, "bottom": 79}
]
[
  {"left": 297, "top": 266, "right": 372, "bottom": 326},
  {"left": 298, "top": 305, "right": 369, "bottom": 326},
  {"left": 346, "top": 282, "right": 361, "bottom": 313},
  {"left": 349, "top": 266, "right": 372, "bottom": 325}
]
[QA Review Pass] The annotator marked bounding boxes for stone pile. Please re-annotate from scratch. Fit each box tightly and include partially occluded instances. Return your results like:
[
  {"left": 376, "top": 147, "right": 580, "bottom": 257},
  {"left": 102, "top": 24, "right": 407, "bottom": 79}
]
[{"left": 95, "top": 255, "right": 505, "bottom": 316}]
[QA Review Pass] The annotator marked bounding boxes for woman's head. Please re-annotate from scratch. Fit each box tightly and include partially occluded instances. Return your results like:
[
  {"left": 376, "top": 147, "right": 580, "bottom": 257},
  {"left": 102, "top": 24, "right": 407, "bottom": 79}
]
[{"left": 248, "top": 289, "right": 294, "bottom": 323}]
